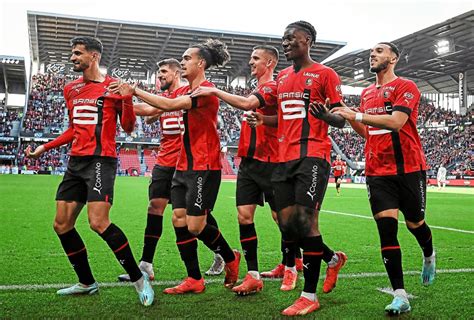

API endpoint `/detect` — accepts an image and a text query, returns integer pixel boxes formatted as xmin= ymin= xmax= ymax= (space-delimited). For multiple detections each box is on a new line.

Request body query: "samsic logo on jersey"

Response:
xmin=365 ymin=104 xmax=393 ymax=115
xmin=73 ymin=98 xmax=98 ymax=106
xmin=278 ymin=91 xmax=310 ymax=100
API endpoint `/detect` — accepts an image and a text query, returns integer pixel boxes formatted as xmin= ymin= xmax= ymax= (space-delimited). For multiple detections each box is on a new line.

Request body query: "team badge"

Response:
xmin=404 ymin=92 xmax=414 ymax=99
xmin=306 ymin=78 xmax=312 ymax=86
xmin=383 ymin=91 xmax=390 ymax=98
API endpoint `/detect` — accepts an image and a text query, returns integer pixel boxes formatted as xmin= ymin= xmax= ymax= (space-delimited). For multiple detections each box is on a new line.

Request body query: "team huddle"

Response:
xmin=26 ymin=20 xmax=436 ymax=316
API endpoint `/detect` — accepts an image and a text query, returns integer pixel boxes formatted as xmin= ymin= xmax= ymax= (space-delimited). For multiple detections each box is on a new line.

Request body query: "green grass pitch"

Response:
xmin=0 ymin=175 xmax=473 ymax=318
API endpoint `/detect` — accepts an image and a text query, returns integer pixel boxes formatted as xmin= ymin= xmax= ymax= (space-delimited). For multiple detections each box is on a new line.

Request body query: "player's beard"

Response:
xmin=160 ymin=81 xmax=171 ymax=91
xmin=370 ymin=59 xmax=389 ymax=73
xmin=73 ymin=61 xmax=89 ymax=72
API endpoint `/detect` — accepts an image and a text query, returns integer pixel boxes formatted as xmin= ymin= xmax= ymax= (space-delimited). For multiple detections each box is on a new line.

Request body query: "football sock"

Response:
xmin=141 ymin=214 xmax=163 ymax=263
xmin=407 ymin=222 xmax=434 ymax=257
xmin=300 ymin=236 xmax=323 ymax=293
xmin=174 ymin=226 xmax=201 ymax=280
xmin=239 ymin=223 xmax=258 ymax=271
xmin=58 ymin=228 xmax=95 ymax=285
xmin=99 ymin=223 xmax=142 ymax=282
xmin=197 ymin=223 xmax=235 ymax=263
xmin=321 ymin=241 xmax=335 ymax=264
xmin=376 ymin=217 xmax=404 ymax=290
xmin=283 ymin=238 xmax=297 ymax=268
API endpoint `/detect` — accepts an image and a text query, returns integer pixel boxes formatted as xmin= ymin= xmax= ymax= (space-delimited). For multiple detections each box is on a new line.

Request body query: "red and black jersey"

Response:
xmin=44 ymin=75 xmax=135 ymax=158
xmin=359 ymin=77 xmax=427 ymax=176
xmin=276 ymin=63 xmax=342 ymax=163
xmin=174 ymin=80 xmax=221 ymax=171
xmin=332 ymin=159 xmax=346 ymax=176
xmin=238 ymin=80 xmax=278 ymax=163
xmin=155 ymin=90 xmax=183 ymax=167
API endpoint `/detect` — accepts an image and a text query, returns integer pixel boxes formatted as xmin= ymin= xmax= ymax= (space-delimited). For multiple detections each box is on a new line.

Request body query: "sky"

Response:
xmin=0 ymin=0 xmax=473 ymax=64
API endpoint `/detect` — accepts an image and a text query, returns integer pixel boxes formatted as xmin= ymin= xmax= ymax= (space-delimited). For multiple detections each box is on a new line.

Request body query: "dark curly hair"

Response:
xmin=191 ymin=39 xmax=231 ymax=69
xmin=286 ymin=21 xmax=317 ymax=46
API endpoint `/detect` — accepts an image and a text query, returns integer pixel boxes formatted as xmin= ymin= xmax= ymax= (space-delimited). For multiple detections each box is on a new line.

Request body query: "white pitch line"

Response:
xmin=321 ymin=209 xmax=474 ymax=234
xmin=1 ymin=268 xmax=472 ymax=291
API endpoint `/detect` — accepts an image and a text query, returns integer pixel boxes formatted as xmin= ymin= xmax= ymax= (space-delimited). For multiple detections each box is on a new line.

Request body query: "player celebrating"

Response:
xmin=332 ymin=154 xmax=346 ymax=195
xmin=25 ymin=36 xmax=154 ymax=306
xmin=110 ymin=39 xmax=240 ymax=294
xmin=117 ymin=58 xmax=185 ymax=281
xmin=332 ymin=42 xmax=436 ymax=315
xmin=191 ymin=45 xmax=302 ymax=295
xmin=248 ymin=21 xmax=348 ymax=316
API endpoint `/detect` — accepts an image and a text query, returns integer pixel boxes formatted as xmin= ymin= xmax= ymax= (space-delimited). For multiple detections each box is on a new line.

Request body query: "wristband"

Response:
xmin=355 ymin=112 xmax=364 ymax=122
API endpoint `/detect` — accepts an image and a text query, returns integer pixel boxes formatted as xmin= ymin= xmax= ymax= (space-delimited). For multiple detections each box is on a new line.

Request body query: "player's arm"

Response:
xmin=26 ymin=126 xmax=74 ymax=159
xmin=109 ymin=82 xmax=192 ymax=111
xmin=190 ymin=86 xmax=259 ymax=111
xmin=332 ymin=104 xmax=408 ymax=132
xmin=331 ymin=101 xmax=367 ymax=138
xmin=246 ymin=112 xmax=278 ymax=128
xmin=119 ymin=95 xmax=136 ymax=133
xmin=134 ymin=102 xmax=164 ymax=118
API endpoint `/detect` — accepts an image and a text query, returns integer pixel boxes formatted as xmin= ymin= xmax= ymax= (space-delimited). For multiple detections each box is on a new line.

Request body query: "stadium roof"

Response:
xmin=0 ymin=55 xmax=26 ymax=95
xmin=325 ymin=10 xmax=474 ymax=94
xmin=27 ymin=11 xmax=346 ymax=81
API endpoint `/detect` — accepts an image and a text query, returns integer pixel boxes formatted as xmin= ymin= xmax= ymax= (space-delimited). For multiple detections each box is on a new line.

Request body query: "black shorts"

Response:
xmin=335 ymin=175 xmax=342 ymax=182
xmin=149 ymin=165 xmax=175 ymax=200
xmin=366 ymin=171 xmax=427 ymax=222
xmin=272 ymin=157 xmax=330 ymax=211
xmin=236 ymin=157 xmax=277 ymax=211
xmin=171 ymin=170 xmax=221 ymax=216
xmin=56 ymin=156 xmax=117 ymax=204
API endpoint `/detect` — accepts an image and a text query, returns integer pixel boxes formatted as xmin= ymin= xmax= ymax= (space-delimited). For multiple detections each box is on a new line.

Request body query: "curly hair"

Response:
xmin=192 ymin=39 xmax=231 ymax=69
xmin=286 ymin=21 xmax=317 ymax=46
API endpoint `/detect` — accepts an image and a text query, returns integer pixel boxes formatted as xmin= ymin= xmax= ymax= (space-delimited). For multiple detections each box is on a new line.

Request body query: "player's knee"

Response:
xmin=53 ymin=219 xmax=73 ymax=234
xmin=88 ymin=219 xmax=109 ymax=234
xmin=148 ymin=199 xmax=165 ymax=216
xmin=187 ymin=225 xmax=204 ymax=236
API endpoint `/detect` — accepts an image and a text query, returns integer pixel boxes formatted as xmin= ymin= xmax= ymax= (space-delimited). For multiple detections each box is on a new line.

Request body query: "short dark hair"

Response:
xmin=253 ymin=45 xmax=279 ymax=62
xmin=378 ymin=42 xmax=400 ymax=58
xmin=157 ymin=58 xmax=181 ymax=70
xmin=286 ymin=21 xmax=317 ymax=46
xmin=191 ymin=39 xmax=230 ymax=69
xmin=70 ymin=36 xmax=103 ymax=54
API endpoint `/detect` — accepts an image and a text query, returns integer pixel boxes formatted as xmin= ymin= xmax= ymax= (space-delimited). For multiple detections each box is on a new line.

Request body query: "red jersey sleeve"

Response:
xmin=119 ymin=94 xmax=136 ymax=133
xmin=44 ymin=86 xmax=74 ymax=151
xmin=43 ymin=127 xmax=74 ymax=151
xmin=392 ymin=80 xmax=420 ymax=116
xmin=323 ymin=68 xmax=343 ymax=108
xmin=252 ymin=82 xmax=277 ymax=108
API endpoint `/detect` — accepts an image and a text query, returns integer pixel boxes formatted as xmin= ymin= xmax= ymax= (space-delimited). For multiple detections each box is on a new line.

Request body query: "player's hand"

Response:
xmin=309 ymin=98 xmax=331 ymax=120
xmin=330 ymin=101 xmax=358 ymax=121
xmin=25 ymin=145 xmax=45 ymax=159
xmin=190 ymin=86 xmax=217 ymax=97
xmin=246 ymin=111 xmax=263 ymax=128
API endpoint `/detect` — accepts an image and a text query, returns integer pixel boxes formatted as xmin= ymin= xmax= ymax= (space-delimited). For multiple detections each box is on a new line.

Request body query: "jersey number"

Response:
xmin=73 ymin=105 xmax=98 ymax=125
xmin=162 ymin=117 xmax=184 ymax=135
xmin=281 ymin=100 xmax=306 ymax=120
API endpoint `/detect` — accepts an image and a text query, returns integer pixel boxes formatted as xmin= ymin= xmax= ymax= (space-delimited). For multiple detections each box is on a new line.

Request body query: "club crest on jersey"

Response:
xmin=383 ymin=91 xmax=391 ymax=99
xmin=404 ymin=92 xmax=414 ymax=100
xmin=279 ymin=74 xmax=289 ymax=85
xmin=263 ymin=86 xmax=272 ymax=93
xmin=305 ymin=78 xmax=312 ymax=86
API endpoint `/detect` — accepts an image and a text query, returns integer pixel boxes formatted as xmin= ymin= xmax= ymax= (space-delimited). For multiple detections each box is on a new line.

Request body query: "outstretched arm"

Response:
xmin=190 ymin=86 xmax=260 ymax=111
xmin=108 ymin=82 xmax=191 ymax=111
